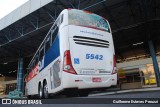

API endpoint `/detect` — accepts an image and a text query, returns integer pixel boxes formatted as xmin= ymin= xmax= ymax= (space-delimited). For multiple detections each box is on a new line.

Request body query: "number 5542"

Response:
xmin=86 ymin=54 xmax=103 ymax=60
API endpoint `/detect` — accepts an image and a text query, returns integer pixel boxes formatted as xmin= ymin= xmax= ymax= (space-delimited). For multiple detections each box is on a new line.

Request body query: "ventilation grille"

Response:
xmin=73 ymin=36 xmax=109 ymax=48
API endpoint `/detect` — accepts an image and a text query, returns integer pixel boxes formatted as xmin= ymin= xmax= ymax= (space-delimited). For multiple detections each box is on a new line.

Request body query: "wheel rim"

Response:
xmin=39 ymin=85 xmax=43 ymax=98
xmin=44 ymin=83 xmax=48 ymax=98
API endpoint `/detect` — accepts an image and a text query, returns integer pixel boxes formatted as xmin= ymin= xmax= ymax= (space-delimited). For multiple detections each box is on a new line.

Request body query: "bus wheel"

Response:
xmin=38 ymin=84 xmax=43 ymax=99
xmin=43 ymin=82 xmax=49 ymax=99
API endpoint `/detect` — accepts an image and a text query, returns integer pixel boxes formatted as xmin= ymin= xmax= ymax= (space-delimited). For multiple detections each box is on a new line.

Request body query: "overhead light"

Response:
xmin=125 ymin=55 xmax=146 ymax=61
xmin=13 ymin=70 xmax=16 ymax=72
xmin=9 ymin=70 xmax=16 ymax=73
xmin=3 ymin=62 xmax=8 ymax=65
xmin=0 ymin=74 xmax=3 ymax=76
xmin=9 ymin=71 xmax=12 ymax=73
xmin=133 ymin=42 xmax=144 ymax=46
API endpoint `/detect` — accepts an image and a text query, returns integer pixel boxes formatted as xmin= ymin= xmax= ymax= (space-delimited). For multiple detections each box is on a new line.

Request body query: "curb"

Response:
xmin=89 ymin=87 xmax=160 ymax=96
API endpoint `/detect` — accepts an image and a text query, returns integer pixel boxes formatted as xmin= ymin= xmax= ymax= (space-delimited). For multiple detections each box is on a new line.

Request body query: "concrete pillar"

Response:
xmin=17 ymin=58 xmax=23 ymax=92
xmin=148 ymin=40 xmax=160 ymax=87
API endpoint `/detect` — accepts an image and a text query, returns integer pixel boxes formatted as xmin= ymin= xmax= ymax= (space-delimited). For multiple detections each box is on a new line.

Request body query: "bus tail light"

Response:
xmin=112 ymin=55 xmax=117 ymax=74
xmin=83 ymin=10 xmax=93 ymax=14
xmin=68 ymin=8 xmax=72 ymax=10
xmin=63 ymin=50 xmax=77 ymax=74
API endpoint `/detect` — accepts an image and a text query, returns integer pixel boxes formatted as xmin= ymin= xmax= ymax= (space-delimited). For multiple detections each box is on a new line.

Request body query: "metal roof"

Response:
xmin=0 ymin=0 xmax=54 ymax=31
xmin=0 ymin=0 xmax=160 ymax=76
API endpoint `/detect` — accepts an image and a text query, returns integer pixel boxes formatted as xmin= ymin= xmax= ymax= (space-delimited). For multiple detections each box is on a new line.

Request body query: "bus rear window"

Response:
xmin=68 ymin=9 xmax=110 ymax=32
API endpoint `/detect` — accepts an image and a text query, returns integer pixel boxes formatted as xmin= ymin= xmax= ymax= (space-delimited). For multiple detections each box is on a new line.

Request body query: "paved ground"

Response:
xmin=0 ymin=95 xmax=7 ymax=98
xmin=89 ymin=87 xmax=160 ymax=97
xmin=89 ymin=90 xmax=160 ymax=98
xmin=0 ymin=90 xmax=160 ymax=107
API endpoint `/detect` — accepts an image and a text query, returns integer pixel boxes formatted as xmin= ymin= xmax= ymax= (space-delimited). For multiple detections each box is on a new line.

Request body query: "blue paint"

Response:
xmin=17 ymin=58 xmax=23 ymax=92
xmin=86 ymin=54 xmax=103 ymax=60
xmin=148 ymin=40 xmax=160 ymax=86
xmin=39 ymin=35 xmax=60 ymax=71
xmin=74 ymin=58 xmax=80 ymax=64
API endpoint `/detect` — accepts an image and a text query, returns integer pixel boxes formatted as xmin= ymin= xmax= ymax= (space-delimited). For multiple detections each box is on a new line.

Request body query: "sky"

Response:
xmin=0 ymin=0 xmax=29 ymax=19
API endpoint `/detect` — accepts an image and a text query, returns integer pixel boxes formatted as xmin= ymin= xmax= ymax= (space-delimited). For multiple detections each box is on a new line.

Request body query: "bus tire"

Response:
xmin=43 ymin=81 xmax=49 ymax=99
xmin=27 ymin=95 xmax=32 ymax=99
xmin=38 ymin=83 xmax=43 ymax=99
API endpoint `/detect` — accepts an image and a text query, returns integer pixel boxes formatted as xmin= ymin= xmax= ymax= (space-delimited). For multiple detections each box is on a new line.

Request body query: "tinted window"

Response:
xmin=61 ymin=14 xmax=63 ymax=23
xmin=35 ymin=55 xmax=38 ymax=64
xmin=45 ymin=36 xmax=51 ymax=53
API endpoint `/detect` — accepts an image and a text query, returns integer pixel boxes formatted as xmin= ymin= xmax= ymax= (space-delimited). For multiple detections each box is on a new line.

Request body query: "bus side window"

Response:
xmin=56 ymin=18 xmax=60 ymax=27
xmin=28 ymin=64 xmax=31 ymax=72
xmin=33 ymin=59 xmax=35 ymax=67
xmin=39 ymin=47 xmax=44 ymax=61
xmin=30 ymin=62 xmax=33 ymax=70
xmin=51 ymin=27 xmax=58 ymax=44
xmin=56 ymin=14 xmax=63 ymax=27
xmin=45 ymin=36 xmax=51 ymax=53
xmin=61 ymin=14 xmax=63 ymax=23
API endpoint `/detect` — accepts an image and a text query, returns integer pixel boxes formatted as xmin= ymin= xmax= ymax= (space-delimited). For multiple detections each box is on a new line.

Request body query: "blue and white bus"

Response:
xmin=25 ymin=9 xmax=117 ymax=98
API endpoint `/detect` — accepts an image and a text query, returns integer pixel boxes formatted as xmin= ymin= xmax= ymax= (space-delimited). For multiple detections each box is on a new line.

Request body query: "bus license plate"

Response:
xmin=92 ymin=77 xmax=101 ymax=82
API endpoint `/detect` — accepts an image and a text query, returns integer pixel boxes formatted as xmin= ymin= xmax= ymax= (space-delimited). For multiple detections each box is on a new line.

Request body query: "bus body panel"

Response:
xmin=26 ymin=34 xmax=62 ymax=95
xmin=26 ymin=12 xmax=70 ymax=95
xmin=68 ymin=25 xmax=114 ymax=75
xmin=62 ymin=71 xmax=117 ymax=89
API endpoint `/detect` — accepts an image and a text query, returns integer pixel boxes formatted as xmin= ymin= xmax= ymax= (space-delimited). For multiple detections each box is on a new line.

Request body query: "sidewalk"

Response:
xmin=89 ymin=87 xmax=160 ymax=96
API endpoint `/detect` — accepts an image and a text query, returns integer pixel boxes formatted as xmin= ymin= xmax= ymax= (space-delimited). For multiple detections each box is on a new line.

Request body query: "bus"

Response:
xmin=25 ymin=9 xmax=117 ymax=98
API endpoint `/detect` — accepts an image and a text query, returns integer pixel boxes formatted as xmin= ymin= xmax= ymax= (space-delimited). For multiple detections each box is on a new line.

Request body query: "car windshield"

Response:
xmin=68 ymin=9 xmax=110 ymax=32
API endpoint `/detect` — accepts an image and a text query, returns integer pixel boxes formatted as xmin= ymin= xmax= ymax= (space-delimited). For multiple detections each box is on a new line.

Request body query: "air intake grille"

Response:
xmin=73 ymin=36 xmax=109 ymax=48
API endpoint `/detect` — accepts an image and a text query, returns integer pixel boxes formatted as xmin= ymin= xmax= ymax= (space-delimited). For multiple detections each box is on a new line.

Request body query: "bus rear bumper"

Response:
xmin=62 ymin=72 xmax=117 ymax=89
